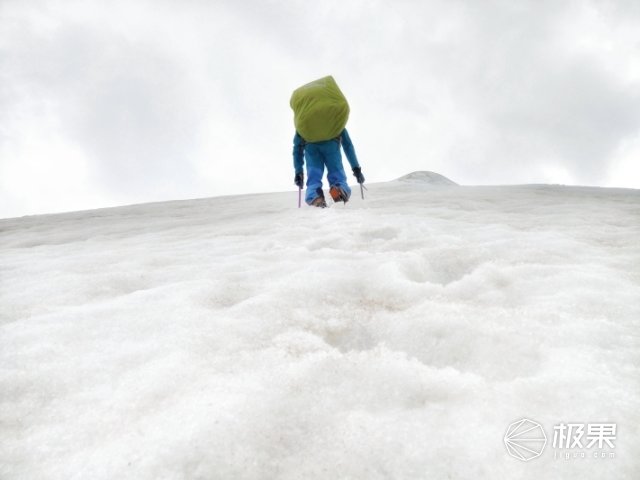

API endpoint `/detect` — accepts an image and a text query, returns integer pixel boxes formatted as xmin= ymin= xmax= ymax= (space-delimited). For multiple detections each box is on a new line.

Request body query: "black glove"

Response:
xmin=352 ymin=167 xmax=365 ymax=184
xmin=294 ymin=172 xmax=304 ymax=188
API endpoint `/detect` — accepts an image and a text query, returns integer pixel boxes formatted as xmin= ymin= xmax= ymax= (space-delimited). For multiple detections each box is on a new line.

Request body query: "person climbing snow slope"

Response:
xmin=290 ymin=76 xmax=365 ymax=207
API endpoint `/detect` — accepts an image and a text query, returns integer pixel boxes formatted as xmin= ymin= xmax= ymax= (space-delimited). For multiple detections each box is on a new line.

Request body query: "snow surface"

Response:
xmin=1 ymin=174 xmax=639 ymax=479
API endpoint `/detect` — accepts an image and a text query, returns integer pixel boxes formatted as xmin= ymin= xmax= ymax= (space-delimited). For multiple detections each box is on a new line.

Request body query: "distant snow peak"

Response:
xmin=396 ymin=171 xmax=458 ymax=185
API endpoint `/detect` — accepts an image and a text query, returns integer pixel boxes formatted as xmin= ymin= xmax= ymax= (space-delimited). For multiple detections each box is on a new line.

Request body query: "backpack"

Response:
xmin=290 ymin=76 xmax=350 ymax=143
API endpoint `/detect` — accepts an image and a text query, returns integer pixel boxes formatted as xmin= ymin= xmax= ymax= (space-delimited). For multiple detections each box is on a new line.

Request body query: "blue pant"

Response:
xmin=304 ymin=139 xmax=351 ymax=204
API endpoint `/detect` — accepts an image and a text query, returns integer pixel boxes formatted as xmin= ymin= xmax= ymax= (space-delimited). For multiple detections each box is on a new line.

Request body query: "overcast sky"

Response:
xmin=1 ymin=0 xmax=639 ymax=218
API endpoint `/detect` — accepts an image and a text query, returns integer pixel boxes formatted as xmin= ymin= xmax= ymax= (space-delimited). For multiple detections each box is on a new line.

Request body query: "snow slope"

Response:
xmin=1 ymin=173 xmax=639 ymax=479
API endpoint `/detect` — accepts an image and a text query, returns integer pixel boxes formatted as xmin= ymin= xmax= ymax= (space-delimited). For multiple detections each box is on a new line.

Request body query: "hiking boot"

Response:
xmin=310 ymin=187 xmax=327 ymax=208
xmin=329 ymin=185 xmax=349 ymax=203
xmin=310 ymin=196 xmax=327 ymax=208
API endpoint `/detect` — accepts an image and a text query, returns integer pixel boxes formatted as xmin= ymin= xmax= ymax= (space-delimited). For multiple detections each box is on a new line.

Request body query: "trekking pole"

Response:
xmin=298 ymin=187 xmax=302 ymax=208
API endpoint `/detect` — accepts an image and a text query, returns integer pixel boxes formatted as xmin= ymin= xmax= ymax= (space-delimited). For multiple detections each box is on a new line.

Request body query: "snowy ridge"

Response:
xmin=1 ymin=176 xmax=639 ymax=479
xmin=395 ymin=170 xmax=458 ymax=185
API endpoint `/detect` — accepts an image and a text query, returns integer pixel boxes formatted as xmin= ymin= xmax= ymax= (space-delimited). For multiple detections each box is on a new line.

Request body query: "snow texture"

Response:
xmin=1 ymin=174 xmax=639 ymax=479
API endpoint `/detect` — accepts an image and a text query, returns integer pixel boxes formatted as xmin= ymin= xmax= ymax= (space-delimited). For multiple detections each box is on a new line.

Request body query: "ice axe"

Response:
xmin=359 ymin=183 xmax=368 ymax=200
xmin=298 ymin=187 xmax=302 ymax=208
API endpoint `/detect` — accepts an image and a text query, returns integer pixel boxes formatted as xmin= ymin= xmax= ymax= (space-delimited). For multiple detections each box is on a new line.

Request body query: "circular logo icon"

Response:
xmin=504 ymin=418 xmax=547 ymax=461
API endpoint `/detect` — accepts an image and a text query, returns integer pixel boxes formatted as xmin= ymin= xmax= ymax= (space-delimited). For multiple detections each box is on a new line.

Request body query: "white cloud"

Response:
xmin=605 ymin=133 xmax=640 ymax=188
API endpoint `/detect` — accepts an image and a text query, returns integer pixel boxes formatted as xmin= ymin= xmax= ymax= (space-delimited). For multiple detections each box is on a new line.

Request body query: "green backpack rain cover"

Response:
xmin=290 ymin=76 xmax=350 ymax=143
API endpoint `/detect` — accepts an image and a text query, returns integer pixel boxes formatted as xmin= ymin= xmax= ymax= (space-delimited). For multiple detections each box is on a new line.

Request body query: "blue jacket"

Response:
xmin=293 ymin=129 xmax=360 ymax=174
